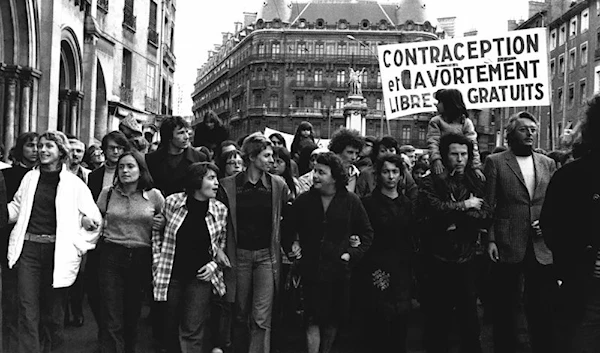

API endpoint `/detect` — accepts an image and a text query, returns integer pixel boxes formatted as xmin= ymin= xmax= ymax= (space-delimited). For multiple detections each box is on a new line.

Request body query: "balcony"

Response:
xmin=97 ymin=0 xmax=109 ymax=12
xmin=163 ymin=44 xmax=176 ymax=71
xmin=123 ymin=6 xmax=136 ymax=32
xmin=595 ymin=48 xmax=600 ymax=60
xmin=120 ymin=86 xmax=133 ymax=105
xmin=290 ymin=80 xmax=328 ymax=91
xmin=148 ymin=28 xmax=159 ymax=47
xmin=290 ymin=107 xmax=328 ymax=116
xmin=250 ymin=79 xmax=266 ymax=89
xmin=144 ymin=95 xmax=157 ymax=113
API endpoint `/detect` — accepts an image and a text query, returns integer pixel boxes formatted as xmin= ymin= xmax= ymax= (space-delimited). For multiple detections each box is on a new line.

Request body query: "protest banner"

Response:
xmin=377 ymin=28 xmax=550 ymax=119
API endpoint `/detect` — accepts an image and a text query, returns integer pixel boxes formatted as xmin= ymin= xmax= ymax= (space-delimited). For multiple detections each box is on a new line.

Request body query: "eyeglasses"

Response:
xmin=226 ymin=161 xmax=244 ymax=167
xmin=92 ymin=151 xmax=104 ymax=157
xmin=106 ymin=145 xmax=125 ymax=152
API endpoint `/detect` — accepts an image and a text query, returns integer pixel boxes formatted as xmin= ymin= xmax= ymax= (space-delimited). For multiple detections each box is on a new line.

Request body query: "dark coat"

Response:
xmin=217 ymin=172 xmax=289 ymax=303
xmin=146 ymin=147 xmax=207 ymax=196
xmin=484 ymin=150 xmax=556 ymax=264
xmin=194 ymin=124 xmax=229 ymax=151
xmin=541 ymin=154 xmax=600 ymax=315
xmin=287 ymin=188 xmax=373 ymax=282
xmin=419 ymin=170 xmax=492 ymax=262
xmin=88 ymin=165 xmax=107 ymax=201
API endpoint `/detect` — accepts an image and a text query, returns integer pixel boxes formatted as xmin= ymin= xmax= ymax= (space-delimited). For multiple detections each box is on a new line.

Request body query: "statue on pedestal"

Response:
xmin=348 ymin=67 xmax=365 ymax=97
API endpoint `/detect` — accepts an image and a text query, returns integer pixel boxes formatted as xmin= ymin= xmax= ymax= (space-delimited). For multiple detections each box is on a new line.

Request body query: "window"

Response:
xmin=314 ymin=69 xmax=323 ymax=85
xmin=337 ymin=43 xmax=347 ymax=56
xmin=582 ymin=9 xmax=590 ymax=32
xmin=296 ymin=95 xmax=304 ymax=108
xmin=361 ymin=70 xmax=368 ymax=87
xmin=401 ymin=126 xmax=411 ymax=143
xmin=568 ymin=83 xmax=575 ymax=107
xmin=271 ymin=69 xmax=279 ymax=83
xmin=569 ymin=48 xmax=576 ymax=71
xmin=326 ymin=43 xmax=335 ymax=55
xmin=570 ymin=16 xmax=578 ymax=37
xmin=559 ymin=24 xmax=566 ymax=45
xmin=314 ymin=97 xmax=322 ymax=109
xmin=550 ymin=58 xmax=555 ymax=77
xmin=149 ymin=1 xmax=157 ymax=31
xmin=336 ymin=70 xmax=346 ymax=86
xmin=557 ymin=87 xmax=563 ymax=110
xmin=122 ymin=49 xmax=132 ymax=88
xmin=377 ymin=71 xmax=382 ymax=87
xmin=335 ymin=97 xmax=345 ymax=109
xmin=269 ymin=95 xmax=279 ymax=108
xmin=258 ymin=43 xmax=265 ymax=55
xmin=418 ymin=126 xmax=426 ymax=142
xmin=559 ymin=54 xmax=565 ymax=74
xmin=315 ymin=43 xmax=324 ymax=57
xmin=550 ymin=29 xmax=557 ymax=50
xmin=254 ymin=93 xmax=262 ymax=106
xmin=360 ymin=43 xmax=370 ymax=57
xmin=580 ymin=79 xmax=587 ymax=105
xmin=581 ymin=42 xmax=588 ymax=66
xmin=272 ymin=43 xmax=280 ymax=54
xmin=298 ymin=42 xmax=307 ymax=56
xmin=296 ymin=69 xmax=305 ymax=86
xmin=146 ymin=63 xmax=155 ymax=97
xmin=376 ymin=98 xmax=383 ymax=111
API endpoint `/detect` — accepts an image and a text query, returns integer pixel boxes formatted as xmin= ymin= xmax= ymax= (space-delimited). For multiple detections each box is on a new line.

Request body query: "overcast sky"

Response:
xmin=173 ymin=0 xmax=530 ymax=116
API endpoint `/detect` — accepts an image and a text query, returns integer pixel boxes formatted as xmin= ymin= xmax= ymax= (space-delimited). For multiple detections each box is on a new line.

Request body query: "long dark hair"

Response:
xmin=297 ymin=142 xmax=318 ymax=176
xmin=291 ymin=121 xmax=315 ymax=157
xmin=272 ymin=146 xmax=297 ymax=198
xmin=116 ymin=150 xmax=154 ymax=191
xmin=434 ymin=88 xmax=468 ymax=123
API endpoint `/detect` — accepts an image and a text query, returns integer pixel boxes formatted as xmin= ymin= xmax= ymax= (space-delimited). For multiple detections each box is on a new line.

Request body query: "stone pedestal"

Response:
xmin=343 ymin=94 xmax=367 ymax=135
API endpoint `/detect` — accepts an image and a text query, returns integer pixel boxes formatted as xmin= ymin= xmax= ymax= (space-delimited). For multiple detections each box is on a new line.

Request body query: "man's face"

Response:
xmin=340 ymin=146 xmax=360 ymax=164
xmin=360 ymin=142 xmax=373 ymax=158
xmin=447 ymin=143 xmax=469 ymax=174
xmin=105 ymin=139 xmax=125 ymax=164
xmin=405 ymin=151 xmax=416 ymax=167
xmin=22 ymin=137 xmax=38 ymax=165
xmin=512 ymin=118 xmax=538 ymax=147
xmin=250 ymin=146 xmax=274 ymax=173
xmin=69 ymin=139 xmax=85 ymax=166
xmin=170 ymin=126 xmax=191 ymax=150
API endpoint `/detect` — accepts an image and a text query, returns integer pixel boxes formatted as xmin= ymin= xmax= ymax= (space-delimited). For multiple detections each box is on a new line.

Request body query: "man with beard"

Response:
xmin=484 ymin=111 xmax=558 ymax=353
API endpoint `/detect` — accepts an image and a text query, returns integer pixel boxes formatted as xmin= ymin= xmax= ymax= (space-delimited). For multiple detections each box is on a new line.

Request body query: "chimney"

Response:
xmin=222 ymin=32 xmax=229 ymax=45
xmin=243 ymin=12 xmax=258 ymax=27
xmin=234 ymin=21 xmax=242 ymax=33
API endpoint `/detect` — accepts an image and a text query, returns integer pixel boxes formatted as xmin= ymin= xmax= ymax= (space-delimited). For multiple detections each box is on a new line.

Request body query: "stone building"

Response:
xmin=192 ymin=0 xmax=444 ymax=146
xmin=0 ymin=0 xmax=176 ymax=155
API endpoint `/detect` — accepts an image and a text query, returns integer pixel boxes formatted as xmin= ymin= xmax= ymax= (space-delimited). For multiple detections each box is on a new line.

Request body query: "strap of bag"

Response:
xmin=99 ymin=187 xmax=113 ymax=241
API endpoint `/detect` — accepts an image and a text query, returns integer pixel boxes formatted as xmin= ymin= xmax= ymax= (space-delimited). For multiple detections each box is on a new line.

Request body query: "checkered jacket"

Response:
xmin=152 ymin=193 xmax=228 ymax=301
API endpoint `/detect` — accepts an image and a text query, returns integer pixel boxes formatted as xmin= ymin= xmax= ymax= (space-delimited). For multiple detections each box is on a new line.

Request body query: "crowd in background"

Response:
xmin=0 ymin=88 xmax=598 ymax=353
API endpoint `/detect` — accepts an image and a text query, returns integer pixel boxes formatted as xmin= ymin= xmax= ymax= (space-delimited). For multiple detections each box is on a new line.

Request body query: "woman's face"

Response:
xmin=436 ymin=100 xmax=444 ymax=114
xmin=312 ymin=163 xmax=335 ymax=192
xmin=271 ymin=156 xmax=286 ymax=176
xmin=91 ymin=149 xmax=105 ymax=165
xmin=308 ymin=152 xmax=319 ymax=171
xmin=38 ymin=137 xmax=61 ymax=167
xmin=300 ymin=129 xmax=311 ymax=138
xmin=270 ymin=136 xmax=284 ymax=148
xmin=199 ymin=169 xmax=219 ymax=199
xmin=118 ymin=155 xmax=140 ymax=185
xmin=225 ymin=154 xmax=244 ymax=177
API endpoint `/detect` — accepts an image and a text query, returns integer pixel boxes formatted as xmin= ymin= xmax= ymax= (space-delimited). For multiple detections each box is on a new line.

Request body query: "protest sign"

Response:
xmin=377 ymin=28 xmax=550 ymax=119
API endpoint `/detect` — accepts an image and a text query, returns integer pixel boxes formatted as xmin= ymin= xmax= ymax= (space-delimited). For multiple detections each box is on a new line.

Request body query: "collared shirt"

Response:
xmin=235 ymin=172 xmax=272 ymax=250
xmin=152 ymin=193 xmax=228 ymax=301
xmin=97 ymin=185 xmax=164 ymax=248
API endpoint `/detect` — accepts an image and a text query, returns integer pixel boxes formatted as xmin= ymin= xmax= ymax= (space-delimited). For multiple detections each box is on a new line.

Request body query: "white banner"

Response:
xmin=377 ymin=28 xmax=550 ymax=119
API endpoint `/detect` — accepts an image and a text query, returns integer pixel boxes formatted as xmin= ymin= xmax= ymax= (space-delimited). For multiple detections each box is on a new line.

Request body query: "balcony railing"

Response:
xmin=120 ymin=86 xmax=133 ymax=105
xmin=97 ymin=0 xmax=109 ymax=12
xmin=123 ymin=5 xmax=136 ymax=31
xmin=145 ymin=95 xmax=157 ymax=113
xmin=148 ymin=28 xmax=159 ymax=47
xmin=163 ymin=44 xmax=176 ymax=70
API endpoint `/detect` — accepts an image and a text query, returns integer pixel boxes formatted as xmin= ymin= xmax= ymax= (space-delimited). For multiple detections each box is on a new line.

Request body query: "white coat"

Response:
xmin=7 ymin=165 xmax=102 ymax=288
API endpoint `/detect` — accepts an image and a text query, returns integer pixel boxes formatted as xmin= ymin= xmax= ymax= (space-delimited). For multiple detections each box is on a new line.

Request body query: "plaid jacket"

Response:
xmin=152 ymin=193 xmax=228 ymax=301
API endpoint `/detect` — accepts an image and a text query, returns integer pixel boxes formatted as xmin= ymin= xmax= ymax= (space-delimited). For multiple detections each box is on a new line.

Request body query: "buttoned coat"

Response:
xmin=483 ymin=150 xmax=556 ymax=264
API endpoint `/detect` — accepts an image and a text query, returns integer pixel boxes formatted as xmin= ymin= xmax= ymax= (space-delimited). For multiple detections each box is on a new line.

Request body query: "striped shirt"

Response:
xmin=152 ymin=193 xmax=228 ymax=301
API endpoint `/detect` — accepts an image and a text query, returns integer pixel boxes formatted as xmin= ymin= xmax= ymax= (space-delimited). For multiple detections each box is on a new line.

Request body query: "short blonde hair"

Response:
xmin=38 ymin=131 xmax=71 ymax=164
xmin=241 ymin=132 xmax=272 ymax=165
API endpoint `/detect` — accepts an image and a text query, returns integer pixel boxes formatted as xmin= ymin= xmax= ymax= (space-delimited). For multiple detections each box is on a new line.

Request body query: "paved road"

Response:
xmin=56 ymin=299 xmax=532 ymax=353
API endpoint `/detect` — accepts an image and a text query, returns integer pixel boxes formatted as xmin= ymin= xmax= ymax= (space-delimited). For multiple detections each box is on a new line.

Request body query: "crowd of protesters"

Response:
xmin=0 ymin=88 xmax=599 ymax=353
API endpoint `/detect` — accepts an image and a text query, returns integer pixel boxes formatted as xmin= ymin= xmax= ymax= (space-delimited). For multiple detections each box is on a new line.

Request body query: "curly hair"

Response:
xmin=38 ymin=131 xmax=71 ymax=164
xmin=315 ymin=152 xmax=349 ymax=191
xmin=370 ymin=135 xmax=398 ymax=162
xmin=328 ymin=128 xmax=363 ymax=155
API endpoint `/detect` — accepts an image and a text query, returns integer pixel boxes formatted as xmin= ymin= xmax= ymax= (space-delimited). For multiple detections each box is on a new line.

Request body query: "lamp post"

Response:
xmin=346 ymin=35 xmax=391 ymax=136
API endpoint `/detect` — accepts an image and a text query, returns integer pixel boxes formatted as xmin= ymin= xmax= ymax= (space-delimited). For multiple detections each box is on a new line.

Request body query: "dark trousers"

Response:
xmin=65 ymin=254 xmax=86 ymax=324
xmin=423 ymin=256 xmax=481 ymax=353
xmin=211 ymin=297 xmax=232 ymax=352
xmin=164 ymin=277 xmax=213 ymax=353
xmin=490 ymin=248 xmax=558 ymax=353
xmin=16 ymin=241 xmax=67 ymax=353
xmin=84 ymin=248 xmax=102 ymax=333
xmin=558 ymin=279 xmax=600 ymax=353
xmin=2 ymin=261 xmax=18 ymax=353
xmin=98 ymin=242 xmax=151 ymax=353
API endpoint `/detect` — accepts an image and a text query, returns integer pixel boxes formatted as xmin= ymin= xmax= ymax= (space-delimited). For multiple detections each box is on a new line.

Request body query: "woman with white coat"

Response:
xmin=7 ymin=131 xmax=102 ymax=353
